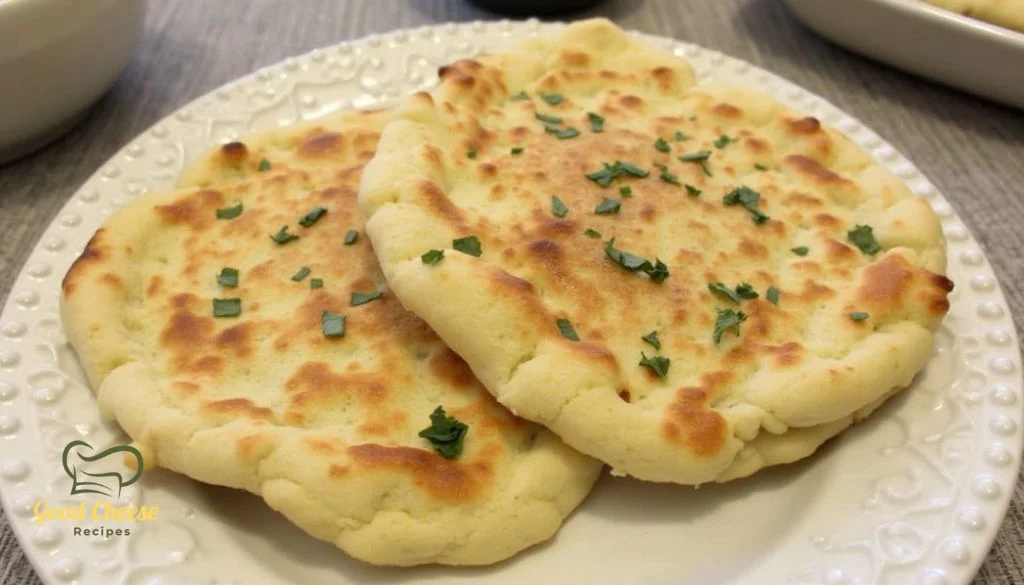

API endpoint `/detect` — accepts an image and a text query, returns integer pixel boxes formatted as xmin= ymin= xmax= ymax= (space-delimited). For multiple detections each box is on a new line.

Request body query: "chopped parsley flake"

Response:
xmin=258 ymin=158 xmax=271 ymax=172
xmin=548 ymin=126 xmax=580 ymax=139
xmin=594 ymin=198 xmax=621 ymax=215
xmin=270 ymin=226 xmax=299 ymax=245
xmin=539 ymin=93 xmax=565 ymax=105
xmin=604 ymin=238 xmax=669 ymax=283
xmin=321 ymin=310 xmax=346 ymax=338
xmin=556 ymin=318 xmax=580 ymax=341
xmin=659 ymin=171 xmax=680 ymax=186
xmin=685 ymin=184 xmax=702 ymax=196
xmin=421 ymin=249 xmax=445 ymax=264
xmin=792 ymin=246 xmax=810 ymax=256
xmin=418 ymin=406 xmax=468 ymax=460
xmin=551 ymin=196 xmax=569 ymax=218
xmin=350 ymin=290 xmax=383 ymax=306
xmin=642 ymin=330 xmax=661 ymax=350
xmin=467 ymin=150 xmax=477 ymax=159
xmin=344 ymin=229 xmax=359 ymax=245
xmin=298 ymin=207 xmax=328 ymax=228
xmin=848 ymin=225 xmax=882 ymax=255
xmin=620 ymin=186 xmax=633 ymax=197
xmin=588 ymin=112 xmax=605 ymax=133
xmin=217 ymin=267 xmax=239 ymax=288
xmin=850 ymin=311 xmax=870 ymax=321
xmin=678 ymin=150 xmax=712 ymax=162
xmin=714 ymin=135 xmax=734 ymax=149
xmin=510 ymin=90 xmax=530 ymax=101
xmin=511 ymin=147 xmax=524 ymax=155
xmin=212 ymin=298 xmax=242 ymax=318
xmin=583 ymin=228 xmax=602 ymax=239
xmin=535 ymin=112 xmax=563 ymax=124
xmin=654 ymin=137 xmax=671 ymax=153
xmin=723 ymin=186 xmax=769 ymax=224
xmin=767 ymin=286 xmax=780 ymax=305
xmin=736 ymin=283 xmax=759 ymax=299
xmin=216 ymin=202 xmax=243 ymax=220
xmin=310 ymin=278 xmax=324 ymax=289
xmin=453 ymin=236 xmax=482 ymax=257
xmin=639 ymin=352 xmax=670 ymax=380
xmin=709 ymin=282 xmax=742 ymax=304
xmin=291 ymin=266 xmax=311 ymax=282
xmin=674 ymin=131 xmax=688 ymax=141
xmin=586 ymin=161 xmax=649 ymax=187
xmin=713 ymin=308 xmax=748 ymax=344
xmin=754 ymin=163 xmax=769 ymax=171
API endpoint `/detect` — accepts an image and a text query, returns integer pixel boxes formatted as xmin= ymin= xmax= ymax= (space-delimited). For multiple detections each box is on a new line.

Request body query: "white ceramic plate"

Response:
xmin=784 ymin=0 xmax=1024 ymax=110
xmin=0 ymin=20 xmax=1021 ymax=585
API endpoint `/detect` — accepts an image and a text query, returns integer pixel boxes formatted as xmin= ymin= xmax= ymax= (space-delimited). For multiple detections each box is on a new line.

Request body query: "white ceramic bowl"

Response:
xmin=0 ymin=0 xmax=145 ymax=163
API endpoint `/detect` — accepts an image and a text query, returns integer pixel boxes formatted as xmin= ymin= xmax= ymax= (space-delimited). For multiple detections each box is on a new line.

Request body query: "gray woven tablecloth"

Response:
xmin=1 ymin=1 xmax=1022 ymax=583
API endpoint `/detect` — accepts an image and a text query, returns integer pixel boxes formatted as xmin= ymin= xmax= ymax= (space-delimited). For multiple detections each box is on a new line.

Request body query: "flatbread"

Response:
xmin=922 ymin=0 xmax=1024 ymax=32
xmin=358 ymin=19 xmax=954 ymax=485
xmin=60 ymin=108 xmax=601 ymax=566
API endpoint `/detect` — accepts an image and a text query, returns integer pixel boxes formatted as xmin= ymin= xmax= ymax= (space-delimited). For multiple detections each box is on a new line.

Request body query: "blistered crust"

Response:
xmin=60 ymin=109 xmax=601 ymax=566
xmin=359 ymin=19 xmax=953 ymax=484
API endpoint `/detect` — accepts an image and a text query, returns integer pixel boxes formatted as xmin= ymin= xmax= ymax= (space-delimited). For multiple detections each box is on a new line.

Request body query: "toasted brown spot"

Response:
xmin=215 ymin=323 xmax=254 ymax=358
xmin=418 ymin=180 xmax=467 ymax=229
xmin=192 ymin=355 xmax=224 ymax=374
xmin=663 ymin=387 xmax=727 ymax=456
xmin=788 ymin=117 xmax=822 ymax=135
xmin=745 ymin=138 xmax=769 ymax=153
xmin=146 ymin=276 xmax=164 ymax=298
xmin=285 ymin=362 xmax=389 ymax=405
xmin=328 ymin=464 xmax=349 ymax=478
xmin=814 ymin=213 xmax=842 ymax=228
xmin=100 ymin=273 xmax=122 ymax=288
xmin=761 ymin=342 xmax=803 ymax=368
xmin=172 ymin=381 xmax=200 ymax=396
xmin=155 ymin=190 xmax=224 ymax=230
xmin=204 ymin=398 xmax=271 ymax=419
xmin=738 ymin=238 xmax=769 ymax=258
xmin=510 ymin=126 xmax=530 ymax=139
xmin=479 ymin=163 xmax=498 ymax=178
xmin=786 ymin=155 xmax=846 ymax=185
xmin=304 ymin=438 xmax=339 ymax=455
xmin=298 ymin=132 xmax=342 ymax=157
xmin=825 ymin=238 xmax=858 ymax=261
xmin=63 ymin=230 xmax=107 ymax=295
xmin=786 ymin=192 xmax=823 ymax=207
xmin=620 ymin=95 xmax=643 ymax=109
xmin=640 ymin=204 xmax=657 ymax=222
xmin=348 ymin=444 xmax=486 ymax=502
xmin=858 ymin=254 xmax=915 ymax=305
xmin=220 ymin=141 xmax=248 ymax=163
xmin=160 ymin=311 xmax=214 ymax=349
xmin=428 ymin=348 xmax=475 ymax=388
xmin=651 ymin=66 xmax=675 ymax=91
xmin=713 ymin=103 xmax=743 ymax=119
xmin=617 ymin=389 xmax=632 ymax=403
xmin=561 ymin=49 xmax=591 ymax=67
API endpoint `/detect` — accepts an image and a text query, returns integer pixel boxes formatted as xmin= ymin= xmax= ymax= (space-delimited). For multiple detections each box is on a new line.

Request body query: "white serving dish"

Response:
xmin=0 ymin=0 xmax=146 ymax=163
xmin=785 ymin=0 xmax=1024 ymax=110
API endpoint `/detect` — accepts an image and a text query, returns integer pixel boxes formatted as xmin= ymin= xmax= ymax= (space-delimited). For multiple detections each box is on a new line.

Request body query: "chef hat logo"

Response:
xmin=61 ymin=440 xmax=144 ymax=498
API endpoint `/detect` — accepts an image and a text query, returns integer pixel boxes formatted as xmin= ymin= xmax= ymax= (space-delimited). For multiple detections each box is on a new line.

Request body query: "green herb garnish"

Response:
xmin=639 ymin=352 xmax=670 ymax=380
xmin=588 ymin=112 xmax=605 ymax=133
xmin=647 ymin=260 xmax=669 ymax=283
xmin=350 ymin=290 xmax=383 ymax=306
xmin=685 ymin=184 xmax=702 ymax=196
xmin=299 ymin=207 xmax=328 ymax=228
xmin=453 ymin=236 xmax=482 ymax=257
xmin=511 ymin=147 xmax=524 ymax=155
xmin=539 ymin=93 xmax=565 ymax=105
xmin=708 ymin=282 xmax=742 ymax=304
xmin=310 ymin=278 xmax=324 ymax=289
xmin=270 ymin=226 xmax=299 ymax=245
xmin=723 ymin=186 xmax=769 ymax=224
xmin=848 ymin=225 xmax=881 ymax=255
xmin=791 ymin=246 xmax=809 ymax=256
xmin=344 ymin=229 xmax=359 ymax=245
xmin=418 ymin=406 xmax=468 ymax=460
xmin=467 ymin=150 xmax=477 ymax=159
xmin=850 ymin=311 xmax=870 ymax=321
xmin=535 ymin=112 xmax=563 ymax=124
xmin=291 ymin=267 xmax=311 ymax=282
xmin=736 ymin=283 xmax=759 ymax=299
xmin=552 ymin=196 xmax=569 ymax=218
xmin=258 ymin=158 xmax=271 ymax=172
xmin=642 ymin=330 xmax=661 ymax=350
xmin=619 ymin=186 xmax=633 ymax=197
xmin=659 ymin=171 xmax=680 ymax=186
xmin=654 ymin=137 xmax=671 ymax=153
xmin=421 ymin=249 xmax=445 ymax=264
xmin=510 ymin=90 xmax=530 ymax=101
xmin=321 ymin=310 xmax=346 ymax=338
xmin=674 ymin=131 xmax=688 ymax=141
xmin=678 ymin=150 xmax=712 ymax=162
xmin=217 ymin=267 xmax=239 ymax=288
xmin=216 ymin=202 xmax=243 ymax=220
xmin=754 ymin=163 xmax=768 ymax=171
xmin=556 ymin=318 xmax=579 ymax=341
xmin=583 ymin=228 xmax=602 ymax=239
xmin=585 ymin=160 xmax=650 ymax=187
xmin=213 ymin=298 xmax=242 ymax=318
xmin=714 ymin=135 xmax=734 ymax=149
xmin=603 ymin=238 xmax=669 ymax=283
xmin=548 ymin=126 xmax=580 ymax=140
xmin=713 ymin=308 xmax=748 ymax=344
xmin=594 ymin=198 xmax=621 ymax=215
xmin=766 ymin=286 xmax=780 ymax=305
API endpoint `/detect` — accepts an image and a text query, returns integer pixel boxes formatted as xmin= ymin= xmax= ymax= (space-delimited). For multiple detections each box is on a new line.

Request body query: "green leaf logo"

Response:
xmin=61 ymin=440 xmax=144 ymax=498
